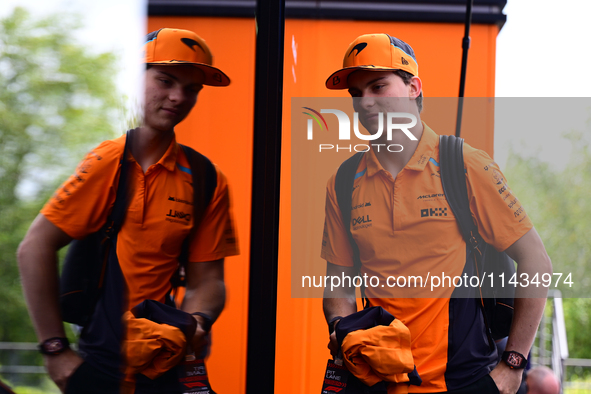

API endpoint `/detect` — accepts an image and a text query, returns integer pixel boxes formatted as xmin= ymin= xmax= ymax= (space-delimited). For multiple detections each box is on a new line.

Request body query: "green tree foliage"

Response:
xmin=505 ymin=128 xmax=591 ymax=360
xmin=0 ymin=6 xmax=120 ymax=346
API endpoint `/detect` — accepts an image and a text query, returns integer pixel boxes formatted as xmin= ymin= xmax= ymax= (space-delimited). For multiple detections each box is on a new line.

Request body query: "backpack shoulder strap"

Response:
xmin=180 ymin=144 xmax=217 ymax=229
xmin=164 ymin=145 xmax=218 ymax=305
xmin=439 ymin=135 xmax=480 ymax=249
xmin=439 ymin=134 xmax=496 ymax=350
xmin=104 ymin=129 xmax=133 ymax=237
xmin=178 ymin=144 xmax=218 ymax=264
xmin=334 ymin=151 xmax=367 ymax=305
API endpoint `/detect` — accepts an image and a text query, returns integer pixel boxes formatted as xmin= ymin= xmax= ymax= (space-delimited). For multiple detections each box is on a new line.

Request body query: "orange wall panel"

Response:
xmin=146 ymin=17 xmax=255 ymax=394
xmin=279 ymin=19 xmax=499 ymax=393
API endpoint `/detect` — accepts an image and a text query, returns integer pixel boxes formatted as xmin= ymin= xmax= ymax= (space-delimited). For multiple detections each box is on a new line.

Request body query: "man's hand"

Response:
xmin=323 ymin=262 xmax=357 ymax=361
xmin=489 ymin=362 xmax=523 ymax=394
xmin=181 ymin=258 xmax=225 ymax=357
xmin=327 ymin=326 xmax=340 ymax=359
xmin=190 ymin=316 xmax=210 ymax=357
xmin=45 ymin=349 xmax=83 ymax=393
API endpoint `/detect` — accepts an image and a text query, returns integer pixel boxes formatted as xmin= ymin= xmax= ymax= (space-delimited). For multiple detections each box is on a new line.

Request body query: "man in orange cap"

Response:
xmin=18 ymin=28 xmax=238 ymax=393
xmin=321 ymin=33 xmax=552 ymax=394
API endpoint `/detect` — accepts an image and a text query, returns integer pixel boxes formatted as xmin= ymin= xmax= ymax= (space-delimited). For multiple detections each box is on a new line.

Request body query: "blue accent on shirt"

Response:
xmin=354 ymin=168 xmax=367 ymax=180
xmin=177 ymin=163 xmax=192 ymax=175
xmin=429 ymin=157 xmax=466 ymax=172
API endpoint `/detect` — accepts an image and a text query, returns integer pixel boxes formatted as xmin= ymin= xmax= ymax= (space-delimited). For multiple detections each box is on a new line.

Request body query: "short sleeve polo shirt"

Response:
xmin=320 ymin=123 xmax=533 ymax=392
xmin=42 ymin=133 xmax=239 ymax=309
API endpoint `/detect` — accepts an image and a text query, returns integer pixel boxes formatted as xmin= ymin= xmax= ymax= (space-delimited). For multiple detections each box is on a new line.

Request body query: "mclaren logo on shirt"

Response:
xmin=168 ymin=196 xmax=193 ymax=206
xmin=417 ymin=193 xmax=445 ymax=200
xmin=416 ymin=193 xmax=446 ymax=202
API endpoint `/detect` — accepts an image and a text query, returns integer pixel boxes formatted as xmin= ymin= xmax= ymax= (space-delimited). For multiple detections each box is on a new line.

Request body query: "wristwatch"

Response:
xmin=501 ymin=350 xmax=528 ymax=369
xmin=38 ymin=337 xmax=70 ymax=356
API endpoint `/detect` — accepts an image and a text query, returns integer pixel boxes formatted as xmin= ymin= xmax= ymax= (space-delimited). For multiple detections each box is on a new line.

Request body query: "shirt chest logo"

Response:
xmin=416 ymin=193 xmax=446 ymax=201
xmin=166 ymin=210 xmax=191 ymax=221
xmin=420 ymin=207 xmax=448 ymax=217
xmin=351 ymin=214 xmax=372 ymax=229
xmin=351 ymin=201 xmax=371 ymax=211
xmin=168 ymin=195 xmax=193 ymax=206
xmin=350 ymin=199 xmax=373 ymax=230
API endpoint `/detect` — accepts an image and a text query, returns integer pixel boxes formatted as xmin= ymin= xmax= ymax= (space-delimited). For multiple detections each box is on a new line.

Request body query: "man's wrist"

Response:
xmin=38 ymin=337 xmax=70 ymax=356
xmin=191 ymin=312 xmax=214 ymax=333
xmin=327 ymin=316 xmax=343 ymax=335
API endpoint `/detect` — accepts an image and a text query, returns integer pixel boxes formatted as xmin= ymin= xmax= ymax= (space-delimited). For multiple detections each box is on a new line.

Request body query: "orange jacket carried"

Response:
xmin=123 ymin=311 xmax=187 ymax=379
xmin=336 ymin=307 xmax=421 ymax=394
xmin=123 ymin=300 xmax=197 ymax=380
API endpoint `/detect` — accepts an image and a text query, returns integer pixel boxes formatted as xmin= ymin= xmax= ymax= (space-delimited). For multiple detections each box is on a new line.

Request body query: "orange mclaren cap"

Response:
xmin=144 ymin=28 xmax=230 ymax=87
xmin=326 ymin=33 xmax=418 ymax=89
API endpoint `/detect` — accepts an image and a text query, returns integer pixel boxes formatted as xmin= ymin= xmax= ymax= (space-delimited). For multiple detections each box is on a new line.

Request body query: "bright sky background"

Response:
xmin=0 ymin=0 xmax=146 ymax=128
xmin=494 ymin=0 xmax=591 ymax=170
xmin=1 ymin=0 xmax=590 ymax=170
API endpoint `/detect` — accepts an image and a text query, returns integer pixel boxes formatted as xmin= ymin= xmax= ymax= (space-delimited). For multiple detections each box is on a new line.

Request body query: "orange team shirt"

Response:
xmin=42 ymin=133 xmax=239 ymax=309
xmin=321 ymin=123 xmax=533 ymax=392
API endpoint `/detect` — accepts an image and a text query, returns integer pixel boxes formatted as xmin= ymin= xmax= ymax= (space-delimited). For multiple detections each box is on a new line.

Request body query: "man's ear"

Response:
xmin=409 ymin=76 xmax=422 ymax=99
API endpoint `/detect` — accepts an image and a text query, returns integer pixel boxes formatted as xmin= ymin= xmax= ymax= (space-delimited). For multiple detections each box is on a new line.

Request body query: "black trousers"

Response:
xmin=437 ymin=374 xmax=499 ymax=394
xmin=345 ymin=373 xmax=499 ymax=394
xmin=65 ymin=361 xmax=183 ymax=394
xmin=65 ymin=362 xmax=120 ymax=394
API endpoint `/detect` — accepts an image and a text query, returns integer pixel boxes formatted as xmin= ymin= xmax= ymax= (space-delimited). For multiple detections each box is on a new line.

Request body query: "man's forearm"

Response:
xmin=505 ymin=255 xmax=551 ymax=355
xmin=18 ymin=245 xmax=65 ymax=340
xmin=181 ymin=279 xmax=226 ymax=322
xmin=17 ymin=215 xmax=71 ymax=342
xmin=504 ymin=227 xmax=553 ymax=355
xmin=323 ymin=263 xmax=358 ymax=358
xmin=181 ymin=258 xmax=226 ymax=324
xmin=323 ymin=262 xmax=359 ymax=324
xmin=323 ymin=297 xmax=357 ymax=325
xmin=180 ymin=259 xmax=225 ymax=355
xmin=505 ymin=297 xmax=547 ymax=356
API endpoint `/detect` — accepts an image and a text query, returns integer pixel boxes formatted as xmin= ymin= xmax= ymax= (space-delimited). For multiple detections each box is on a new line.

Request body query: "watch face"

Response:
xmin=506 ymin=352 xmax=523 ymax=368
xmin=45 ymin=339 xmax=64 ymax=353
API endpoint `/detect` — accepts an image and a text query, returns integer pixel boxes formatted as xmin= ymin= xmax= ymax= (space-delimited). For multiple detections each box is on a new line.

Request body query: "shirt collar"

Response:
xmin=365 ymin=122 xmax=438 ymax=176
xmin=159 ymin=134 xmax=179 ymax=172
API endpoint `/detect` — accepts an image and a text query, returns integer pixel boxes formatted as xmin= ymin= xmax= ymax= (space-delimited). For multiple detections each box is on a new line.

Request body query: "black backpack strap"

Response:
xmin=59 ymin=130 xmax=133 ymax=326
xmin=438 ymin=135 xmax=480 ymax=250
xmin=334 ymin=151 xmax=368 ymax=308
xmin=104 ymin=129 xmax=133 ymax=238
xmin=173 ymin=145 xmax=217 ymax=286
xmin=180 ymin=144 xmax=218 ymax=236
xmin=439 ymin=134 xmax=495 ymax=350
